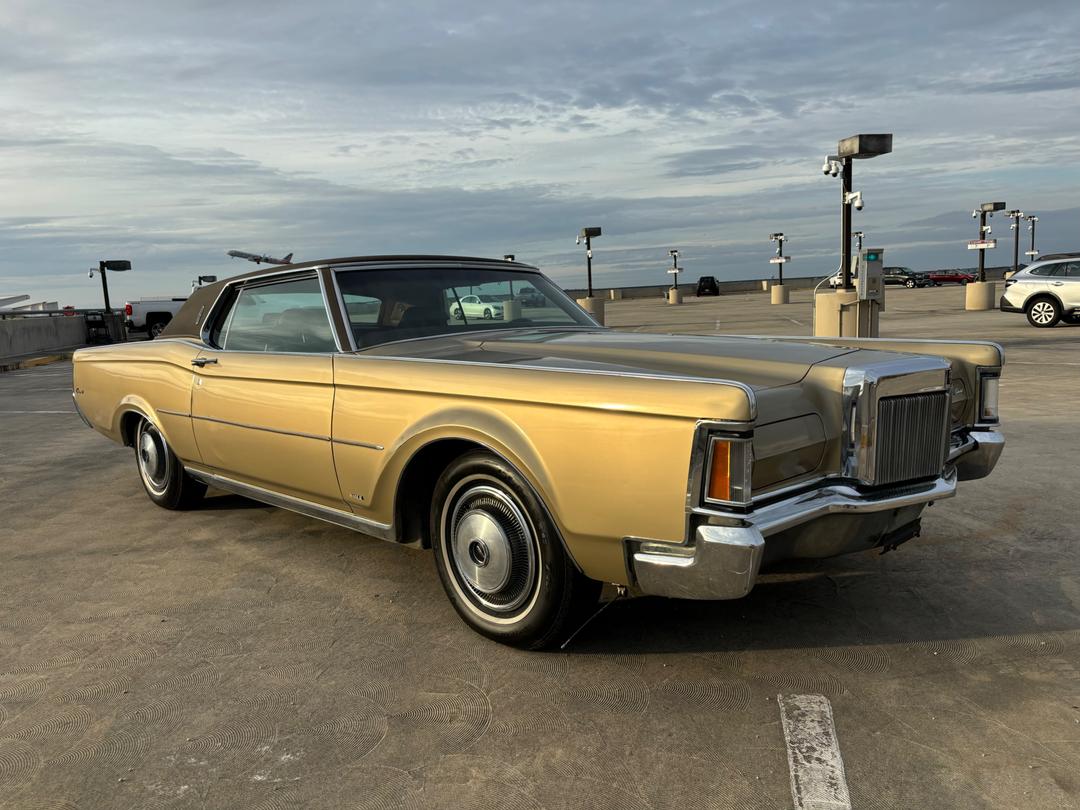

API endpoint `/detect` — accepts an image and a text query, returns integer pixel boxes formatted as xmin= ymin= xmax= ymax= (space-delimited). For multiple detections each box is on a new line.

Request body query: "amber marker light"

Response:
xmin=705 ymin=437 xmax=752 ymax=506
xmin=707 ymin=440 xmax=732 ymax=502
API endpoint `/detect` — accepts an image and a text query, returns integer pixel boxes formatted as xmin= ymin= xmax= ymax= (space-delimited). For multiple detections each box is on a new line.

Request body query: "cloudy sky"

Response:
xmin=3 ymin=0 xmax=1079 ymax=306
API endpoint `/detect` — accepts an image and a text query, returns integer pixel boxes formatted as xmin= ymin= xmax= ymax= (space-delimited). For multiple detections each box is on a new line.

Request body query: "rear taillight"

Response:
xmin=125 ymin=303 xmax=132 ymax=315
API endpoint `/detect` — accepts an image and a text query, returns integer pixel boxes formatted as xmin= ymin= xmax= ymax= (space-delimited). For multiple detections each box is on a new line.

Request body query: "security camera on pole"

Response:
xmin=814 ymin=134 xmax=892 ymax=337
xmin=965 ymin=201 xmax=1005 ymax=311
xmin=667 ymin=249 xmax=683 ymax=305
xmin=768 ymin=233 xmax=790 ymax=304
xmin=575 ymin=227 xmax=605 ymax=324
xmin=1024 ymin=214 xmax=1039 ymax=263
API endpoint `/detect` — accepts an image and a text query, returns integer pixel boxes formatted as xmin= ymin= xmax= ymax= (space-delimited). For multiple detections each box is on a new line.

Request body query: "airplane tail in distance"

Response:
xmin=282 ymin=253 xmax=293 ymax=263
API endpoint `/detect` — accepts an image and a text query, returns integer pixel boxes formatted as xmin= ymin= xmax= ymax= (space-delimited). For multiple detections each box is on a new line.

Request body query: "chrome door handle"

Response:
xmin=191 ymin=357 xmax=219 ymax=367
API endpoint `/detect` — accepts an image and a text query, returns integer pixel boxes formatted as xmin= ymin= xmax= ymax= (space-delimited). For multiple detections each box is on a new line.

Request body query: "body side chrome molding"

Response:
xmin=187 ymin=413 xmax=384 ymax=449
xmin=185 ymin=469 xmax=394 ymax=540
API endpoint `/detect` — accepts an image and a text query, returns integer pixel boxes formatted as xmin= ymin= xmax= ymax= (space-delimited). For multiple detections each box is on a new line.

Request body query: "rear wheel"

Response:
xmin=147 ymin=316 xmax=170 ymax=339
xmin=135 ymin=418 xmax=206 ymax=509
xmin=431 ymin=450 xmax=599 ymax=649
xmin=905 ymin=279 xmax=915 ymax=288
xmin=1026 ymin=297 xmax=1061 ymax=328
xmin=483 ymin=308 xmax=492 ymax=319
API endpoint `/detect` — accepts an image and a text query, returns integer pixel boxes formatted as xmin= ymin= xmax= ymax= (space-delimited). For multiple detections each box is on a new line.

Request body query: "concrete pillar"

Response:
xmin=577 ymin=296 xmax=605 ymax=325
xmin=814 ymin=289 xmax=880 ymax=337
xmin=502 ymin=300 xmax=521 ymax=321
xmin=770 ymin=284 xmax=790 ymax=305
xmin=608 ymin=289 xmax=623 ymax=301
xmin=965 ymin=281 xmax=996 ymax=311
xmin=667 ymin=288 xmax=683 ymax=305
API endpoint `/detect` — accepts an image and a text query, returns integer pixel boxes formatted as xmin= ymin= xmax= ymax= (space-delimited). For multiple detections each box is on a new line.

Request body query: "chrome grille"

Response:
xmin=874 ymin=392 xmax=949 ymax=485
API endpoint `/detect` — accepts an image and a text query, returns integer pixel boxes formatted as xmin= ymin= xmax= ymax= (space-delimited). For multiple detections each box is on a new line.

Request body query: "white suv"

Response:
xmin=1000 ymin=257 xmax=1080 ymax=327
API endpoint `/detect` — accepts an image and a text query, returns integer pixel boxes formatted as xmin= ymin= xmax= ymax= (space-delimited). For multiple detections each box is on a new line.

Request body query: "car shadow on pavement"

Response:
xmin=562 ymin=558 xmax=1077 ymax=657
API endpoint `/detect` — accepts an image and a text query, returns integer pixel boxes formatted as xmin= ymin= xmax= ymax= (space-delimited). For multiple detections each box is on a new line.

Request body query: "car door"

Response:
xmin=1056 ymin=262 xmax=1080 ymax=309
xmin=189 ymin=273 xmax=345 ymax=508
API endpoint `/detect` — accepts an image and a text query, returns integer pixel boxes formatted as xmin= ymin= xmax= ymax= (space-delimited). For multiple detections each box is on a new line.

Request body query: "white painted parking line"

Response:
xmin=778 ymin=694 xmax=851 ymax=810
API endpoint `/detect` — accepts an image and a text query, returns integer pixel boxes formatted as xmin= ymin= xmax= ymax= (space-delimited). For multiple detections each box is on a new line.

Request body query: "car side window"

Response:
xmin=1062 ymin=263 xmax=1080 ymax=278
xmin=1029 ymin=263 xmax=1065 ymax=277
xmin=218 ymin=276 xmax=337 ymax=353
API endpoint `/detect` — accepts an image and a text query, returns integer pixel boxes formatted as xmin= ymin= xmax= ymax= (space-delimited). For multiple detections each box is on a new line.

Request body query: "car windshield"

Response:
xmin=336 ymin=265 xmax=598 ymax=349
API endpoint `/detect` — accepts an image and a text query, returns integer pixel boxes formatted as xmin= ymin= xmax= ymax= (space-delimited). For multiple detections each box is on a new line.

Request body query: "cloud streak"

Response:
xmin=1 ymin=0 xmax=1079 ymax=304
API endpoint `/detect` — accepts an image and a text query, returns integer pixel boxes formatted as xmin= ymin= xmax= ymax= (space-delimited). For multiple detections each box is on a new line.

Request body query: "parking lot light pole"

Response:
xmin=577 ymin=227 xmax=601 ymax=298
xmin=769 ymin=233 xmax=786 ymax=285
xmin=1025 ymin=214 xmax=1039 ymax=261
xmin=1006 ymin=210 xmax=1024 ymax=275
xmin=822 ymin=134 xmax=892 ymax=290
xmin=974 ymin=202 xmax=1006 ymax=283
xmin=89 ymin=259 xmax=132 ymax=313
xmin=575 ymin=227 xmax=604 ymax=323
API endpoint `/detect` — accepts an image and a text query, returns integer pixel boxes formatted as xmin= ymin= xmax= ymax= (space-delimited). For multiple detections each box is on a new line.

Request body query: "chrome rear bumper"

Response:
xmin=631 ymin=471 xmax=958 ymax=601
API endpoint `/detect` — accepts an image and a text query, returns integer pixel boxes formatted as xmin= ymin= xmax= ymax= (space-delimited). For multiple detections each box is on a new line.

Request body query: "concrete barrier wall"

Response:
xmin=0 ymin=316 xmax=86 ymax=358
xmin=564 ymin=275 xmax=826 ymax=300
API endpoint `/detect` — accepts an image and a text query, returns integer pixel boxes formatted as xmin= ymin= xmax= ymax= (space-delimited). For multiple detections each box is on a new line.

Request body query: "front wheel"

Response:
xmin=1027 ymin=298 xmax=1061 ymax=328
xmin=905 ymin=279 xmax=915 ymax=288
xmin=135 ymin=418 xmax=206 ymax=509
xmin=431 ymin=451 xmax=599 ymax=649
xmin=483 ymin=308 xmax=492 ymax=319
xmin=960 ymin=278 xmax=969 ymax=285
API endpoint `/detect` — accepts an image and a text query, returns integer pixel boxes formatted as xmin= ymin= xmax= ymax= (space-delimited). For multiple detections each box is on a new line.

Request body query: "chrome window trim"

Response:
xmin=199 ymin=269 xmax=336 ymax=351
xmin=330 ymin=263 xmax=603 ymax=341
xmin=351 ymin=325 xmax=605 ymax=352
xmin=328 ymin=267 xmax=359 ymax=352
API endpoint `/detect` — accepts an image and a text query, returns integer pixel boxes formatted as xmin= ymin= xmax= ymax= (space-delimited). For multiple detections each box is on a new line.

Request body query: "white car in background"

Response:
xmin=1000 ymin=257 xmax=1080 ymax=327
xmin=451 ymin=294 xmax=504 ymax=320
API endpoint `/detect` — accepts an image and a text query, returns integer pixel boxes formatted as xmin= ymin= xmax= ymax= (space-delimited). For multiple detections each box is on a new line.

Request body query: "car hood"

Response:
xmin=364 ymin=329 xmax=858 ymax=390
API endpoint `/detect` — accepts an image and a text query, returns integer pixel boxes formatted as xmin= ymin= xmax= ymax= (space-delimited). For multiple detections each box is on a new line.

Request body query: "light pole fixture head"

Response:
xmin=101 ymin=260 xmax=132 ymax=272
xmin=503 ymin=254 xmax=515 ymax=261
xmin=580 ymin=227 xmax=602 ymax=239
xmin=668 ymin=249 xmax=679 ymax=257
xmin=769 ymin=232 xmax=784 ymax=241
xmin=980 ymin=201 xmax=1006 ymax=214
xmin=837 ymin=134 xmax=893 ymax=160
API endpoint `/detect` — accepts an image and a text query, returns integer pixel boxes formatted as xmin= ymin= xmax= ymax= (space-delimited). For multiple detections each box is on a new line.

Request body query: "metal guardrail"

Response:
xmin=0 ymin=308 xmax=116 ymax=319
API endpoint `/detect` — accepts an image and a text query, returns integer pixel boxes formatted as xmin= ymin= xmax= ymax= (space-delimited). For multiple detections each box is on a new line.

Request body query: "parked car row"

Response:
xmin=827 ymin=267 xmax=976 ymax=288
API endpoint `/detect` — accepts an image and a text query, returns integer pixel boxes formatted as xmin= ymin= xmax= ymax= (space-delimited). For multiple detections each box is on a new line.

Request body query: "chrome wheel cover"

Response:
xmin=442 ymin=480 xmax=539 ymax=616
xmin=137 ymin=421 xmax=170 ymax=495
xmin=1031 ymin=301 xmax=1055 ymax=324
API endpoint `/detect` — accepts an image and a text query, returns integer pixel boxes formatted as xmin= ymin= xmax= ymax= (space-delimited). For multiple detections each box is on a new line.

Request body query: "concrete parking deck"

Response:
xmin=1 ymin=287 xmax=1078 ymax=809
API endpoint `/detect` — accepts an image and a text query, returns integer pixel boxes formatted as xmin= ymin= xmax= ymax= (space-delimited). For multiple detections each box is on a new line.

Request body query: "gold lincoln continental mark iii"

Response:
xmin=72 ymin=256 xmax=1005 ymax=648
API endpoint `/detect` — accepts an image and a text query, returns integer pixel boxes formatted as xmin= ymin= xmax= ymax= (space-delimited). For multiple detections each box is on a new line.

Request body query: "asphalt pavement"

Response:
xmin=1 ymin=285 xmax=1078 ymax=809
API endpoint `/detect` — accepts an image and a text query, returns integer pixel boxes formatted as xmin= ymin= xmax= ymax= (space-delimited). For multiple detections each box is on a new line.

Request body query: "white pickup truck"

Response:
xmin=123 ymin=297 xmax=188 ymax=338
xmin=124 ymin=276 xmax=218 ymax=338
